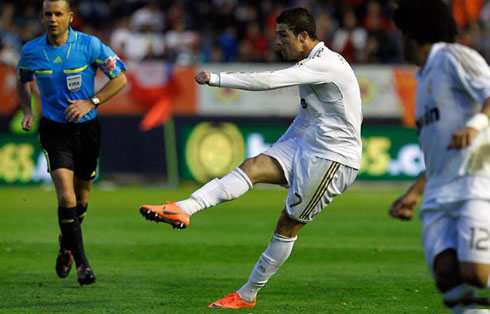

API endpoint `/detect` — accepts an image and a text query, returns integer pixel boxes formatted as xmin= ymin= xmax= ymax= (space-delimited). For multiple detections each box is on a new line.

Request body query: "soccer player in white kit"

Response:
xmin=388 ymin=0 xmax=490 ymax=312
xmin=139 ymin=8 xmax=362 ymax=309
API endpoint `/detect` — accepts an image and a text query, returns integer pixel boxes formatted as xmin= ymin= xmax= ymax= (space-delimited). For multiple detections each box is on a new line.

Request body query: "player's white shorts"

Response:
xmin=263 ymin=137 xmax=358 ymax=223
xmin=421 ymin=199 xmax=490 ymax=271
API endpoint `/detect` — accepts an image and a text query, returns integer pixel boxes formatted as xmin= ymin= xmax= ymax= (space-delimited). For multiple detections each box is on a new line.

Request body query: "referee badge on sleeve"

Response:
xmin=67 ymin=74 xmax=82 ymax=92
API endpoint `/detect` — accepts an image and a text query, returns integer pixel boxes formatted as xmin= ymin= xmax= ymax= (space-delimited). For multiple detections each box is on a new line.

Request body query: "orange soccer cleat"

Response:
xmin=208 ymin=292 xmax=256 ymax=309
xmin=139 ymin=202 xmax=190 ymax=230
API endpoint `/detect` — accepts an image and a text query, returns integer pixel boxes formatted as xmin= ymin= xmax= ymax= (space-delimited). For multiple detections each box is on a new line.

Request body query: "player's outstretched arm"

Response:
xmin=389 ymin=173 xmax=426 ymax=221
xmin=16 ymin=80 xmax=34 ymax=131
xmin=448 ymin=97 xmax=490 ymax=150
xmin=195 ymin=61 xmax=331 ymax=91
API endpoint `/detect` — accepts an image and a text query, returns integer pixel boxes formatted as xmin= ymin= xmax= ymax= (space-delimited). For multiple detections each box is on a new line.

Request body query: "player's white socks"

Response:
xmin=176 ymin=168 xmax=253 ymax=216
xmin=237 ymin=233 xmax=297 ymax=302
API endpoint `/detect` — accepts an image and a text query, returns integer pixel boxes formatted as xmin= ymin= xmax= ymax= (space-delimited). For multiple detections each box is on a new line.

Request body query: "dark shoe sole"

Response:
xmin=77 ymin=267 xmax=96 ymax=286
xmin=139 ymin=207 xmax=187 ymax=230
xmin=56 ymin=250 xmax=73 ymax=278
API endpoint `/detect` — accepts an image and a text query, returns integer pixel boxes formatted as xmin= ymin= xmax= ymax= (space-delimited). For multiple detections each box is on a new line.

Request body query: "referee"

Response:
xmin=16 ymin=0 xmax=127 ymax=285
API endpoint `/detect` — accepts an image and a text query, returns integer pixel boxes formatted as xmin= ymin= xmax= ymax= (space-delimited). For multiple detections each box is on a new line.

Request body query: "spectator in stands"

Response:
xmin=361 ymin=0 xmax=400 ymax=63
xmin=130 ymin=1 xmax=164 ymax=33
xmin=331 ymin=9 xmax=367 ymax=63
xmin=165 ymin=18 xmax=200 ymax=65
xmin=315 ymin=10 xmax=337 ymax=47
xmin=122 ymin=2 xmax=166 ymax=61
xmin=0 ymin=37 xmax=19 ymax=66
xmin=110 ymin=17 xmax=131 ymax=61
xmin=217 ymin=25 xmax=239 ymax=62
xmin=240 ymin=22 xmax=268 ymax=62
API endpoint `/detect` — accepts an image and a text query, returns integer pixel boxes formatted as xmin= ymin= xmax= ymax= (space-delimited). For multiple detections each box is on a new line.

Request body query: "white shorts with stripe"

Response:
xmin=421 ymin=199 xmax=490 ymax=271
xmin=263 ymin=137 xmax=358 ymax=223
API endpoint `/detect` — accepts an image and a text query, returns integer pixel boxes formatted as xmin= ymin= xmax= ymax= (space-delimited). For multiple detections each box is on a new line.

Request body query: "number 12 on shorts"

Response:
xmin=469 ymin=227 xmax=490 ymax=251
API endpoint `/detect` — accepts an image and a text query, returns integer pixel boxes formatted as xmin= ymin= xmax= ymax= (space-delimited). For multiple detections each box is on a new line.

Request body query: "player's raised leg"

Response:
xmin=139 ymin=154 xmax=286 ymax=229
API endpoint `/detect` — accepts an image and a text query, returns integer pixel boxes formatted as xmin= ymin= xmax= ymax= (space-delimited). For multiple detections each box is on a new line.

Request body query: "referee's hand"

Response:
xmin=21 ymin=112 xmax=34 ymax=131
xmin=65 ymin=99 xmax=95 ymax=123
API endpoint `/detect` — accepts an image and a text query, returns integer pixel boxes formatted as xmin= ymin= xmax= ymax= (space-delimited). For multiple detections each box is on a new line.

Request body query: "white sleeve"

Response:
xmin=209 ymin=59 xmax=333 ymax=91
xmin=447 ymin=46 xmax=490 ymax=104
xmin=274 ymin=105 xmax=310 ymax=143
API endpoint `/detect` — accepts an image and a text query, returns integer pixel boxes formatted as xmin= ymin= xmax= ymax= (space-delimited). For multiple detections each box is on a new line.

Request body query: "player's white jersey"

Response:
xmin=209 ymin=42 xmax=363 ymax=169
xmin=415 ymin=43 xmax=490 ymax=207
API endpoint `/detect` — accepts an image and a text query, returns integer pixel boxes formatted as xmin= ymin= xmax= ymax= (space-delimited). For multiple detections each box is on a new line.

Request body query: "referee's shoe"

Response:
xmin=55 ymin=235 xmax=73 ymax=278
xmin=77 ymin=264 xmax=96 ymax=286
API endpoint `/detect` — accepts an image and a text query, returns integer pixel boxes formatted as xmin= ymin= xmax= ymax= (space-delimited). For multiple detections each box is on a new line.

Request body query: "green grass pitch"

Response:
xmin=0 ymin=184 xmax=476 ymax=313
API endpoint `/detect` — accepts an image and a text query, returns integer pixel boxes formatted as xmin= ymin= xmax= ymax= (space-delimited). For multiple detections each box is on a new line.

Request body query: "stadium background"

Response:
xmin=1 ymin=0 xmax=490 ymax=313
xmin=2 ymin=0 xmax=489 ymax=185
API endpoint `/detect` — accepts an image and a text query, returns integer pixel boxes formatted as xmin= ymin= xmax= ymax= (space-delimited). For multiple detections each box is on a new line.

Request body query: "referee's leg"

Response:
xmin=51 ymin=168 xmax=94 ymax=285
xmin=74 ymin=176 xmax=93 ymax=224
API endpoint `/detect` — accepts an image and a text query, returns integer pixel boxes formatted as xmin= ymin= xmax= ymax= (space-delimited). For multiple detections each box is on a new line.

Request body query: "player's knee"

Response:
xmin=239 ymin=156 xmax=265 ymax=184
xmin=275 ymin=209 xmax=304 ymax=238
xmin=460 ymin=263 xmax=490 ymax=288
xmin=239 ymin=154 xmax=285 ymax=185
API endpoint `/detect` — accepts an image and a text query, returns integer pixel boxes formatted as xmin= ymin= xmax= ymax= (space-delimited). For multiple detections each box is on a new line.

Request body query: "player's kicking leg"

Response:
xmin=209 ymin=209 xmax=301 ymax=309
xmin=139 ymin=167 xmax=251 ymax=229
xmin=209 ymin=157 xmax=357 ymax=309
xmin=139 ymin=154 xmax=286 ymax=229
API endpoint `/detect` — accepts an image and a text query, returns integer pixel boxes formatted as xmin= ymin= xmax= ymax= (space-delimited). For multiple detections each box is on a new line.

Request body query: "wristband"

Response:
xmin=466 ymin=113 xmax=489 ymax=131
xmin=208 ymin=73 xmax=220 ymax=86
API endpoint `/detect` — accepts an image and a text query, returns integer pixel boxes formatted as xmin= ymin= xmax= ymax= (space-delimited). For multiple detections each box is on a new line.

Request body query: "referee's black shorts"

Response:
xmin=39 ymin=117 xmax=101 ymax=181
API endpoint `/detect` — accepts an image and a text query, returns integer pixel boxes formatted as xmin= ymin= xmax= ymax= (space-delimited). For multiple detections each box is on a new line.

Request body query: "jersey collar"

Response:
xmin=42 ymin=27 xmax=77 ymax=47
xmin=416 ymin=42 xmax=445 ymax=80
xmin=308 ymin=41 xmax=325 ymax=58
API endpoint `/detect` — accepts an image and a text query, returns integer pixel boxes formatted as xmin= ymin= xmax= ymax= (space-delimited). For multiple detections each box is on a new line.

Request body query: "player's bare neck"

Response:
xmin=418 ymin=44 xmax=433 ymax=69
xmin=47 ymin=32 xmax=69 ymax=47
xmin=303 ymin=40 xmax=320 ymax=58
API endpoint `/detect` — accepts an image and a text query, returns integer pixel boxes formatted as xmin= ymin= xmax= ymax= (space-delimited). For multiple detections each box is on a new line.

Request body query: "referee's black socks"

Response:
xmin=58 ymin=206 xmax=89 ymax=266
xmin=77 ymin=204 xmax=88 ymax=224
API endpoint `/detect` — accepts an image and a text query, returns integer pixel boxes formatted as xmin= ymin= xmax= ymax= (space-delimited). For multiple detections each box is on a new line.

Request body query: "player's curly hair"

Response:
xmin=276 ymin=8 xmax=318 ymax=41
xmin=393 ymin=0 xmax=458 ymax=44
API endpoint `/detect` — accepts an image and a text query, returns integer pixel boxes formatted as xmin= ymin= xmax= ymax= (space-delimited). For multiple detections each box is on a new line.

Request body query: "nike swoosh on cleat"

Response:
xmin=162 ymin=210 xmax=185 ymax=216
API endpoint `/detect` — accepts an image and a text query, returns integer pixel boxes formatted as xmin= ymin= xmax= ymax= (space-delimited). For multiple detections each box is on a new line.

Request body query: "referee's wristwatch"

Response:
xmin=90 ymin=96 xmax=100 ymax=108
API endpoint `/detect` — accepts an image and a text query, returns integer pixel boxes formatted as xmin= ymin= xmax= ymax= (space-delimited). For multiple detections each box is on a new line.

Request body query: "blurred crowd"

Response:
xmin=1 ymin=0 xmax=489 ymax=67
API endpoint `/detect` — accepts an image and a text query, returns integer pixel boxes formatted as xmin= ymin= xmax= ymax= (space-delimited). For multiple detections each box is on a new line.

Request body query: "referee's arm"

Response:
xmin=65 ymin=72 xmax=127 ymax=123
xmin=16 ymin=79 xmax=34 ymax=131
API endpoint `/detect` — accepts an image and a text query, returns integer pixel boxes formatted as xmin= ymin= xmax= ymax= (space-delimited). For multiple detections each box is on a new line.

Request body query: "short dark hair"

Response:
xmin=276 ymin=8 xmax=317 ymax=41
xmin=43 ymin=0 xmax=71 ymax=11
xmin=393 ymin=0 xmax=458 ymax=44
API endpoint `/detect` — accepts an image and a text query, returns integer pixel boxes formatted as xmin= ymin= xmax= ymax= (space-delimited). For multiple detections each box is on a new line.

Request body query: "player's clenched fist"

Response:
xmin=388 ymin=192 xmax=420 ymax=221
xmin=195 ymin=71 xmax=211 ymax=85
xmin=447 ymin=127 xmax=478 ymax=150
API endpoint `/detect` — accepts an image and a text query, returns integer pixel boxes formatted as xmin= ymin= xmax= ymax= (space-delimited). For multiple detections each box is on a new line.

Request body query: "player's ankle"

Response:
xmin=237 ymin=283 xmax=260 ymax=303
xmin=176 ymin=199 xmax=201 ymax=216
